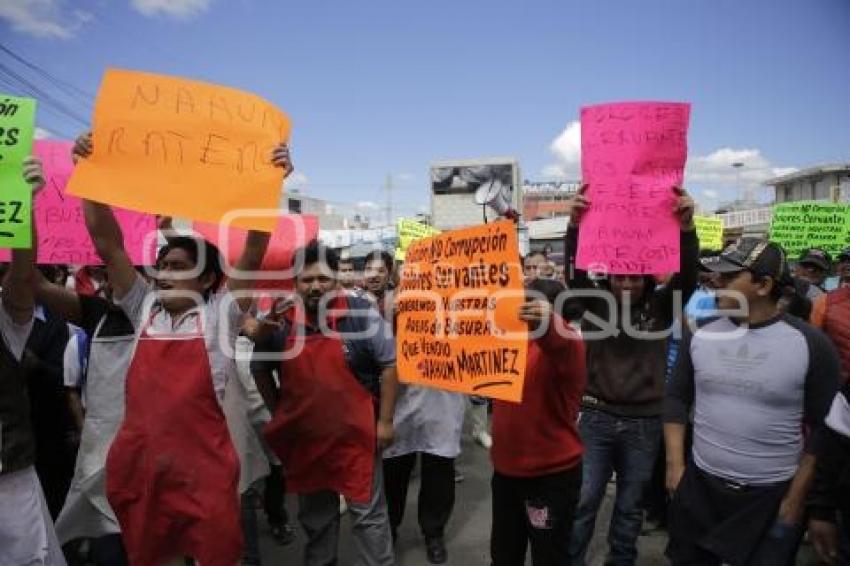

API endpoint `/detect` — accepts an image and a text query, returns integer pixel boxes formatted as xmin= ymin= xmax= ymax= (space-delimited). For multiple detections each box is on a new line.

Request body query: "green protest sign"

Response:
xmin=395 ymin=218 xmax=440 ymax=260
xmin=0 ymin=95 xmax=36 ymax=248
xmin=769 ymin=201 xmax=850 ymax=259
xmin=694 ymin=216 xmax=724 ymax=251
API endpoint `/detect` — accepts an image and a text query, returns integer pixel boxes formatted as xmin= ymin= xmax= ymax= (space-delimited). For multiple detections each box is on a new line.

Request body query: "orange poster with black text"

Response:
xmin=67 ymin=69 xmax=291 ymax=231
xmin=396 ymin=220 xmax=528 ymax=403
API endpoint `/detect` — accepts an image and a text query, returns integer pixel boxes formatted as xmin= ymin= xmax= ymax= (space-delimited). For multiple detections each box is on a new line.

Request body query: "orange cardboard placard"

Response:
xmin=395 ymin=220 xmax=528 ymax=403
xmin=67 ymin=68 xmax=291 ymax=232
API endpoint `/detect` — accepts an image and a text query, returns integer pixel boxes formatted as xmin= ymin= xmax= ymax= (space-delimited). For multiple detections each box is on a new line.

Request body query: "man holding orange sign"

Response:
xmin=71 ymin=131 xmax=292 ymax=566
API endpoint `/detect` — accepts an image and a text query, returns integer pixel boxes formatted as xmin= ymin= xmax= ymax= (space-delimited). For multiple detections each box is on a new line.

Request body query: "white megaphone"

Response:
xmin=474 ymin=179 xmax=518 ymax=220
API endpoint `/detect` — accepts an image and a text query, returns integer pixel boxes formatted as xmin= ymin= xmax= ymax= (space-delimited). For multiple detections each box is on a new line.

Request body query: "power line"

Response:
xmin=0 ymin=43 xmax=94 ymax=107
xmin=0 ymin=61 xmax=91 ymax=126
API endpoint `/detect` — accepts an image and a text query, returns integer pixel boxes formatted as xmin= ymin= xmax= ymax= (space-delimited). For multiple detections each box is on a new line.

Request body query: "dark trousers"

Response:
xmin=667 ymin=464 xmax=801 ymax=566
xmin=382 ymin=452 xmax=455 ymax=539
xmin=570 ymin=410 xmax=661 ymax=565
xmin=491 ymin=466 xmax=582 ymax=566
xmin=265 ymin=464 xmax=289 ymax=527
xmin=89 ymin=534 xmax=129 ymax=566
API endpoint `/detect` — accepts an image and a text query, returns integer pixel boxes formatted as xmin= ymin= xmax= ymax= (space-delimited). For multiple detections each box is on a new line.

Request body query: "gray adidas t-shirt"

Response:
xmin=666 ymin=314 xmax=841 ymax=485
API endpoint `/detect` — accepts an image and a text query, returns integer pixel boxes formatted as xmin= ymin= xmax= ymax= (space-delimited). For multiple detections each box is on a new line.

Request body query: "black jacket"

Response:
xmin=564 ymin=225 xmax=699 ymax=416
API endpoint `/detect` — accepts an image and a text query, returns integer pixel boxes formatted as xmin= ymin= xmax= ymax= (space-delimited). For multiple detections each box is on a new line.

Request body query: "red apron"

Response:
xmin=105 ymin=313 xmax=242 ymax=566
xmin=264 ymin=302 xmax=376 ymax=504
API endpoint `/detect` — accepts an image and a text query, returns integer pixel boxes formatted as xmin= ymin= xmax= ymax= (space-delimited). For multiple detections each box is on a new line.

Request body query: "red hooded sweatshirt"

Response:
xmin=491 ymin=314 xmax=586 ymax=477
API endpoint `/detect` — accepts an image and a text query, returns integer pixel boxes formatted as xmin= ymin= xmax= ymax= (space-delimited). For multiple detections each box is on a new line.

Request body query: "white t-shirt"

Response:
xmin=116 ymin=275 xmax=245 ymax=402
xmin=63 ymin=325 xmax=85 ymax=389
xmin=0 ymin=299 xmax=34 ymax=361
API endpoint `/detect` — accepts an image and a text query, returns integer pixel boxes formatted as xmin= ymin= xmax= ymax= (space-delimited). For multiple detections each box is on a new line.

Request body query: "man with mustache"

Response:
xmin=363 ymin=250 xmax=395 ymax=320
xmin=252 ymin=241 xmax=398 ymax=566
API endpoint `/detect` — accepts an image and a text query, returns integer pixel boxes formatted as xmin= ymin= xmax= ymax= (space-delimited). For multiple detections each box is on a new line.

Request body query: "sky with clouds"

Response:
xmin=2 ymin=0 xmax=849 ymax=217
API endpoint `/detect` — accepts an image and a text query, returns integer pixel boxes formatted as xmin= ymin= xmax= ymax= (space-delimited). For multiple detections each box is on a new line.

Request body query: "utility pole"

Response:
xmin=732 ymin=162 xmax=746 ymax=203
xmin=384 ymin=173 xmax=394 ymax=227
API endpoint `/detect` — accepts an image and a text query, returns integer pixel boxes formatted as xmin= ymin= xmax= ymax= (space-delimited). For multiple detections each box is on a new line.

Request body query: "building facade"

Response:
xmin=522 ymin=180 xmax=581 ymax=220
xmin=766 ymin=164 xmax=850 ymax=204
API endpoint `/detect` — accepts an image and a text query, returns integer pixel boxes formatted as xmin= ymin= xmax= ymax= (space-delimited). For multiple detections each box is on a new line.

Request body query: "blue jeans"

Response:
xmin=569 ymin=408 xmax=661 ymax=566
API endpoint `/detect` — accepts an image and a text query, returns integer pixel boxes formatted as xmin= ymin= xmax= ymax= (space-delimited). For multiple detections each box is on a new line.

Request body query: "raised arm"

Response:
xmin=228 ymin=143 xmax=294 ymax=312
xmin=73 ymin=132 xmax=138 ymax=300
xmin=2 ymin=157 xmax=45 ymax=324
xmin=654 ymin=186 xmax=698 ymax=323
xmin=33 ymin=268 xmax=83 ymax=324
xmin=563 ymin=184 xmax=594 ymax=292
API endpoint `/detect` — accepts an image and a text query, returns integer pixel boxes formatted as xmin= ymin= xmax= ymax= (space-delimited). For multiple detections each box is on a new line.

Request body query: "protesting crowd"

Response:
xmin=1 ymin=95 xmax=850 ymax=566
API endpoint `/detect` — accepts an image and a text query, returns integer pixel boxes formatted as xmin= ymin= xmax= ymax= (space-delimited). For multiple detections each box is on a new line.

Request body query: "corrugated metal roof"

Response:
xmin=763 ymin=163 xmax=850 ymax=186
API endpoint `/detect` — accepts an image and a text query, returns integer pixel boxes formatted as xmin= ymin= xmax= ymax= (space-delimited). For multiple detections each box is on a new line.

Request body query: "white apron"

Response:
xmin=383 ymin=384 xmax=466 ymax=460
xmin=55 ymin=316 xmax=132 ymax=543
xmin=225 ymin=337 xmax=270 ymax=493
xmin=0 ymin=466 xmax=66 ymax=566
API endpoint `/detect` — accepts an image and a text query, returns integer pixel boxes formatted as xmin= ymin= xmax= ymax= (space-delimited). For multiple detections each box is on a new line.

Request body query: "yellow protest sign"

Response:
xmin=694 ymin=216 xmax=724 ymax=251
xmin=395 ymin=220 xmax=528 ymax=402
xmin=67 ymin=69 xmax=291 ymax=231
xmin=395 ymin=218 xmax=440 ymax=260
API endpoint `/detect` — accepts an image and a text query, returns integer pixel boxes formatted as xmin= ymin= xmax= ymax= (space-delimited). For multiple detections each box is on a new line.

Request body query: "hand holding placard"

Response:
xmin=0 ymin=139 xmax=157 ymax=264
xmin=22 ymin=157 xmax=46 ymax=195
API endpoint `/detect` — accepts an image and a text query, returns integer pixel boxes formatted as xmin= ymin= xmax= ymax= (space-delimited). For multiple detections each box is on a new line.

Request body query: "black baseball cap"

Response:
xmin=798 ymin=248 xmax=832 ymax=272
xmin=699 ymin=237 xmax=786 ymax=280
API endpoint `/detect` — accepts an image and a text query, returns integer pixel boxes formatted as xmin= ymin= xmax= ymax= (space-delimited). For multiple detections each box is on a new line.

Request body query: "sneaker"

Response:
xmin=270 ymin=523 xmax=295 ymax=546
xmin=473 ymin=431 xmax=493 ymax=449
xmin=425 ymin=536 xmax=448 ymax=564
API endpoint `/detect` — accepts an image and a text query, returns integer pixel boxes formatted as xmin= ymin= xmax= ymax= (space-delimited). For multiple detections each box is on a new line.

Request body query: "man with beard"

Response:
xmin=338 ymin=255 xmax=363 ymax=292
xmin=363 ymin=250 xmax=395 ymax=320
xmin=252 ymin=241 xmax=398 ymax=566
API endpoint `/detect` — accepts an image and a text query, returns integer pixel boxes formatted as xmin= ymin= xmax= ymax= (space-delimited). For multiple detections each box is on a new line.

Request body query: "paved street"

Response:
xmin=257 ymin=435 xmax=671 ymax=566
xmin=256 ymin=435 xmax=823 ymax=565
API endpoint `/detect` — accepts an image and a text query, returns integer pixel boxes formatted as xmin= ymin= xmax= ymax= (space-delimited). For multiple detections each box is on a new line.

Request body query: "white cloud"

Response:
xmin=0 ymin=0 xmax=92 ymax=38
xmin=685 ymin=147 xmax=797 ymax=206
xmin=131 ymin=0 xmax=212 ymax=19
xmin=356 ymin=201 xmax=380 ymax=210
xmin=34 ymin=126 xmax=55 ymax=139
xmin=543 ymin=120 xmax=581 ymax=179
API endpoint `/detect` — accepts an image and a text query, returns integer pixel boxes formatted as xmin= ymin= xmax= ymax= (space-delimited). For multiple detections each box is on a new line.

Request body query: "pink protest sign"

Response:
xmin=194 ymin=214 xmax=319 ymax=290
xmin=0 ymin=140 xmax=156 ymax=265
xmin=577 ymin=102 xmax=690 ymax=274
